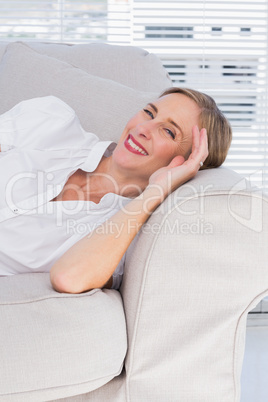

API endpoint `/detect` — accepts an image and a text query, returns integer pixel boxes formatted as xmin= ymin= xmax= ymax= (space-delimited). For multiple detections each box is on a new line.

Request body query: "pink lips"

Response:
xmin=124 ymin=134 xmax=148 ymax=156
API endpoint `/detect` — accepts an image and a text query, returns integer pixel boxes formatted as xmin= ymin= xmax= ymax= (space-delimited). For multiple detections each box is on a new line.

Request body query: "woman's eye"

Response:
xmin=165 ymin=128 xmax=175 ymax=139
xmin=143 ymin=109 xmax=154 ymax=119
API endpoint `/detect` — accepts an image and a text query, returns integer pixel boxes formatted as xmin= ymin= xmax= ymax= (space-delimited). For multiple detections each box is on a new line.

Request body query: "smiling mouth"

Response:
xmin=124 ymin=134 xmax=148 ymax=156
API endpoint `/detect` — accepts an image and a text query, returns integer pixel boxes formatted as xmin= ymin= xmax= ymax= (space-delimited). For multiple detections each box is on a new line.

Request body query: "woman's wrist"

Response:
xmin=137 ymin=184 xmax=167 ymax=215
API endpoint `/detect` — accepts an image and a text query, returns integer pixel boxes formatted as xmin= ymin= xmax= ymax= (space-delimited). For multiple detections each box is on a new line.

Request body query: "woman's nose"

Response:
xmin=136 ymin=120 xmax=154 ymax=139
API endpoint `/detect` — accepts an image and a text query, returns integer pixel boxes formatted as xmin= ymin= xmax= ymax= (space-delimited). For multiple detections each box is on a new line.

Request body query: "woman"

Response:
xmin=0 ymin=87 xmax=232 ymax=293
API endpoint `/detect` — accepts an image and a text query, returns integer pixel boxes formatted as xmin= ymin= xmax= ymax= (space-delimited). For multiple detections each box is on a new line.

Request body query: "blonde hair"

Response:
xmin=160 ymin=87 xmax=232 ymax=169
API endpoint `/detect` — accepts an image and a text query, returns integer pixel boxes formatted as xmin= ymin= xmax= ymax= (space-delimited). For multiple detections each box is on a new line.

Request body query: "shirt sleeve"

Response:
xmin=0 ymin=96 xmax=87 ymax=152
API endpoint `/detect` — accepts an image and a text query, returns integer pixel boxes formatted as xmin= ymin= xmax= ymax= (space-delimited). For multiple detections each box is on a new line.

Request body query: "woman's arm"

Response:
xmin=50 ymin=126 xmax=208 ymax=293
xmin=50 ymin=186 xmax=163 ymax=293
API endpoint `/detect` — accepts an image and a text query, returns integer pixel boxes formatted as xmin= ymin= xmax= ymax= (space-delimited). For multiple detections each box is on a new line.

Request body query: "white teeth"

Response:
xmin=128 ymin=138 xmax=148 ymax=155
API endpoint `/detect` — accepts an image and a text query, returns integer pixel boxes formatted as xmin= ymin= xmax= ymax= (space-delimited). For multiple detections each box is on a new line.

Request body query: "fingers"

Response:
xmin=189 ymin=126 xmax=208 ymax=169
xmin=199 ymin=127 xmax=209 ymax=164
xmin=192 ymin=125 xmax=201 ymax=151
xmin=192 ymin=125 xmax=207 ymax=150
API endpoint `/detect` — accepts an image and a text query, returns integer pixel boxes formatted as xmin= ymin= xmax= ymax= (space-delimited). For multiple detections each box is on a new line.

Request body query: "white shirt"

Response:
xmin=0 ymin=96 xmax=130 ymax=289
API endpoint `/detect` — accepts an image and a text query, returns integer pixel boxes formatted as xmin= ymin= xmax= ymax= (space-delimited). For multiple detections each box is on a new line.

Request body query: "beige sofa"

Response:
xmin=0 ymin=41 xmax=267 ymax=402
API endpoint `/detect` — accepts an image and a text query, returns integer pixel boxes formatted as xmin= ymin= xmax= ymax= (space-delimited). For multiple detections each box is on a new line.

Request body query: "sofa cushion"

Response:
xmin=0 ymin=273 xmax=127 ymax=401
xmin=0 ymin=42 xmax=161 ymax=142
xmin=0 ymin=41 xmax=171 ymax=92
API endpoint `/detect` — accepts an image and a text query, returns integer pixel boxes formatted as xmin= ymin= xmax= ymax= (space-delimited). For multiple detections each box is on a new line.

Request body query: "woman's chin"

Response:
xmin=112 ymin=149 xmax=142 ymax=169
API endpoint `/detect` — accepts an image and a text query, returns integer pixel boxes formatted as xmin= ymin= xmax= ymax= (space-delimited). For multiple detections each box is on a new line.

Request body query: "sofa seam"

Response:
xmin=0 ymin=288 xmax=100 ymax=306
xmin=0 ymin=363 xmax=124 ymax=398
xmin=172 ymin=189 xmax=266 ymax=202
xmin=232 ymin=289 xmax=268 ymax=402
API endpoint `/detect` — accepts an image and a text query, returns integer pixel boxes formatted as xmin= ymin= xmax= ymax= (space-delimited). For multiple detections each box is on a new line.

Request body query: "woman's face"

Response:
xmin=112 ymin=93 xmax=201 ymax=183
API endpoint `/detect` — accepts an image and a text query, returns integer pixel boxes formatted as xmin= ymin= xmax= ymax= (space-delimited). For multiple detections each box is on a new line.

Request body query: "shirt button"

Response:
xmin=13 ymin=209 xmax=19 ymax=213
xmin=47 ymin=173 xmax=54 ymax=181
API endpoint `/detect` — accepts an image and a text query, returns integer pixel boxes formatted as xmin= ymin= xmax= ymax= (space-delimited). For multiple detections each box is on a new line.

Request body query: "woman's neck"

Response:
xmin=88 ymin=156 xmax=147 ymax=199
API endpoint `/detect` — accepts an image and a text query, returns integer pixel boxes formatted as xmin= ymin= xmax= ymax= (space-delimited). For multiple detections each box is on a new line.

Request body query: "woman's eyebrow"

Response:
xmin=148 ymin=103 xmax=158 ymax=113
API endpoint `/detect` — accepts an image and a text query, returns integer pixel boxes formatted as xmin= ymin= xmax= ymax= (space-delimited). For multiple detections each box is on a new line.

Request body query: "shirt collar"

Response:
xmin=82 ymin=140 xmax=117 ymax=172
xmin=80 ymin=140 xmax=132 ymax=207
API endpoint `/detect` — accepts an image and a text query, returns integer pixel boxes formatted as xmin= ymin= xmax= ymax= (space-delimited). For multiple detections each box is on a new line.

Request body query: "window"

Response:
xmin=0 ymin=0 xmax=268 ymax=190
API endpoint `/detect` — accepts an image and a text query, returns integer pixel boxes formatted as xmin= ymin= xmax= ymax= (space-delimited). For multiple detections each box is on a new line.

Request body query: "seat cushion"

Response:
xmin=0 ymin=273 xmax=127 ymax=401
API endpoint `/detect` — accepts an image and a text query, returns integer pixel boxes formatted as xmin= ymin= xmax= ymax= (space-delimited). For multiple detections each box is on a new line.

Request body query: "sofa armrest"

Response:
xmin=121 ymin=167 xmax=268 ymax=402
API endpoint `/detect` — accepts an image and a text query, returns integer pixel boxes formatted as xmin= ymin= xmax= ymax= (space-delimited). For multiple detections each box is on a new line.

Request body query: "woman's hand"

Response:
xmin=148 ymin=126 xmax=208 ymax=199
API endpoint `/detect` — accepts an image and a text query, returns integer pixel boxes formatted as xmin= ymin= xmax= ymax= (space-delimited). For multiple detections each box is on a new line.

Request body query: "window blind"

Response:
xmin=0 ymin=0 xmax=267 ymax=190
